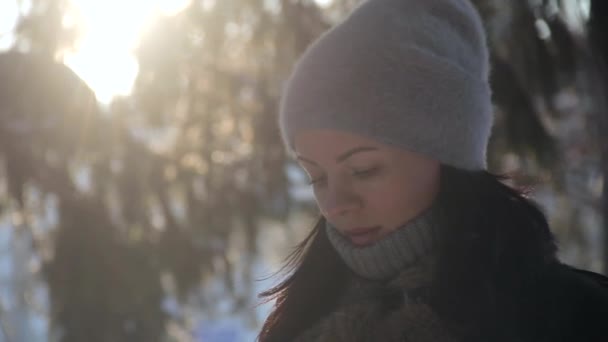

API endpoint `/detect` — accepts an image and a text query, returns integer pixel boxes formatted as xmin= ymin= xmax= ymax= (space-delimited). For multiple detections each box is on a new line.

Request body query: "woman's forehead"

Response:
xmin=294 ymin=129 xmax=439 ymax=167
xmin=294 ymin=130 xmax=381 ymax=151
xmin=294 ymin=130 xmax=384 ymax=161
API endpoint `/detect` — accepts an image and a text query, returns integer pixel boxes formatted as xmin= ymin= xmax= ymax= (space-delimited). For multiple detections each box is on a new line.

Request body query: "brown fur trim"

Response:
xmin=293 ymin=257 xmax=457 ymax=342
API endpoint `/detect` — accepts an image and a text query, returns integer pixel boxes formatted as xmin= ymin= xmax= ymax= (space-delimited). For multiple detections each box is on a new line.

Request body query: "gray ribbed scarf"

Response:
xmin=325 ymin=205 xmax=440 ymax=280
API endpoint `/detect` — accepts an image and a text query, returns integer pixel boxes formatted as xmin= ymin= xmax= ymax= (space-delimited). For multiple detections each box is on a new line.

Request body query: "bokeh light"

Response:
xmin=63 ymin=0 xmax=190 ymax=103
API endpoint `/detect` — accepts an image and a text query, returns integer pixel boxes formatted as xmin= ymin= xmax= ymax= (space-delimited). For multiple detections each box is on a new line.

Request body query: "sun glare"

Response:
xmin=314 ymin=0 xmax=333 ymax=7
xmin=63 ymin=0 xmax=190 ymax=104
xmin=0 ymin=3 xmax=15 ymax=49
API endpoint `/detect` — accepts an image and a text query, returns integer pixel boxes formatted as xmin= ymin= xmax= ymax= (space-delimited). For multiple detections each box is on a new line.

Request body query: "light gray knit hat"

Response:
xmin=278 ymin=0 xmax=493 ymax=170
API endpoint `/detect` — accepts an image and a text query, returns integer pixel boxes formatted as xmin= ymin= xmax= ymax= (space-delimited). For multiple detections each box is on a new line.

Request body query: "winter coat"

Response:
xmin=292 ymin=233 xmax=608 ymax=342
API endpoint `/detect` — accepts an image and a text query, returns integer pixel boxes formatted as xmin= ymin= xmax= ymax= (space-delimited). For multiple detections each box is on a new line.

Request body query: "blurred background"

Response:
xmin=0 ymin=0 xmax=607 ymax=341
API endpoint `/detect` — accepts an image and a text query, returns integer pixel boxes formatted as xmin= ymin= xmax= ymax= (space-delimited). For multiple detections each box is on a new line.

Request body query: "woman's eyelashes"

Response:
xmin=352 ymin=167 xmax=378 ymax=179
xmin=306 ymin=173 xmax=325 ymax=186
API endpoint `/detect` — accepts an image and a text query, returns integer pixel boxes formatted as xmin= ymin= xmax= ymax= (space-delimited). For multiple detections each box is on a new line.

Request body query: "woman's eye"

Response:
xmin=307 ymin=176 xmax=326 ymax=186
xmin=353 ymin=167 xmax=378 ymax=178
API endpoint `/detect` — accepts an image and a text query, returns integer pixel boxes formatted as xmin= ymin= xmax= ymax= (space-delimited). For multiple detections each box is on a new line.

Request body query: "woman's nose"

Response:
xmin=321 ymin=183 xmax=361 ymax=219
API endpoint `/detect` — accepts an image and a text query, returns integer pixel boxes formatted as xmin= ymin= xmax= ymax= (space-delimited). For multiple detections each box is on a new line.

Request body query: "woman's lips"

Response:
xmin=344 ymin=226 xmax=381 ymax=246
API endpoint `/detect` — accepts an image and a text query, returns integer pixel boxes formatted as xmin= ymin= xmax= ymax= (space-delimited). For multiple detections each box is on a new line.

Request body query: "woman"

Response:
xmin=258 ymin=0 xmax=608 ymax=341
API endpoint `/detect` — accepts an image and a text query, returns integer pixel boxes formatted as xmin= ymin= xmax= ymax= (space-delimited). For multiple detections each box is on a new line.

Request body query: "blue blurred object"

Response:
xmin=194 ymin=319 xmax=243 ymax=342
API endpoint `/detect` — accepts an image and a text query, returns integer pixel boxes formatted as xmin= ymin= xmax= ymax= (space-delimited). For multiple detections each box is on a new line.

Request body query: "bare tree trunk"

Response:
xmin=587 ymin=0 xmax=608 ymax=274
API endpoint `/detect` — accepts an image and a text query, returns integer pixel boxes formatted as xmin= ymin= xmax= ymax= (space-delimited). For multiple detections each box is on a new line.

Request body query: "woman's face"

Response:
xmin=294 ymin=130 xmax=441 ymax=247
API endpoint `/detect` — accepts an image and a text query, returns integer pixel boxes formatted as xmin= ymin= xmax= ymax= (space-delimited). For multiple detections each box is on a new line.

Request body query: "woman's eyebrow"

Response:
xmin=296 ymin=146 xmax=378 ymax=166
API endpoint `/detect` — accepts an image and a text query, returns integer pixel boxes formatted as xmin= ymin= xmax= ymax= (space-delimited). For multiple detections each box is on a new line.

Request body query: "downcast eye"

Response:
xmin=353 ymin=168 xmax=378 ymax=178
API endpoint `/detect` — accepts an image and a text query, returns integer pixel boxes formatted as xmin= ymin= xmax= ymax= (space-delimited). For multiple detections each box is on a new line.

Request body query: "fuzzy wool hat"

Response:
xmin=278 ymin=0 xmax=493 ymax=170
